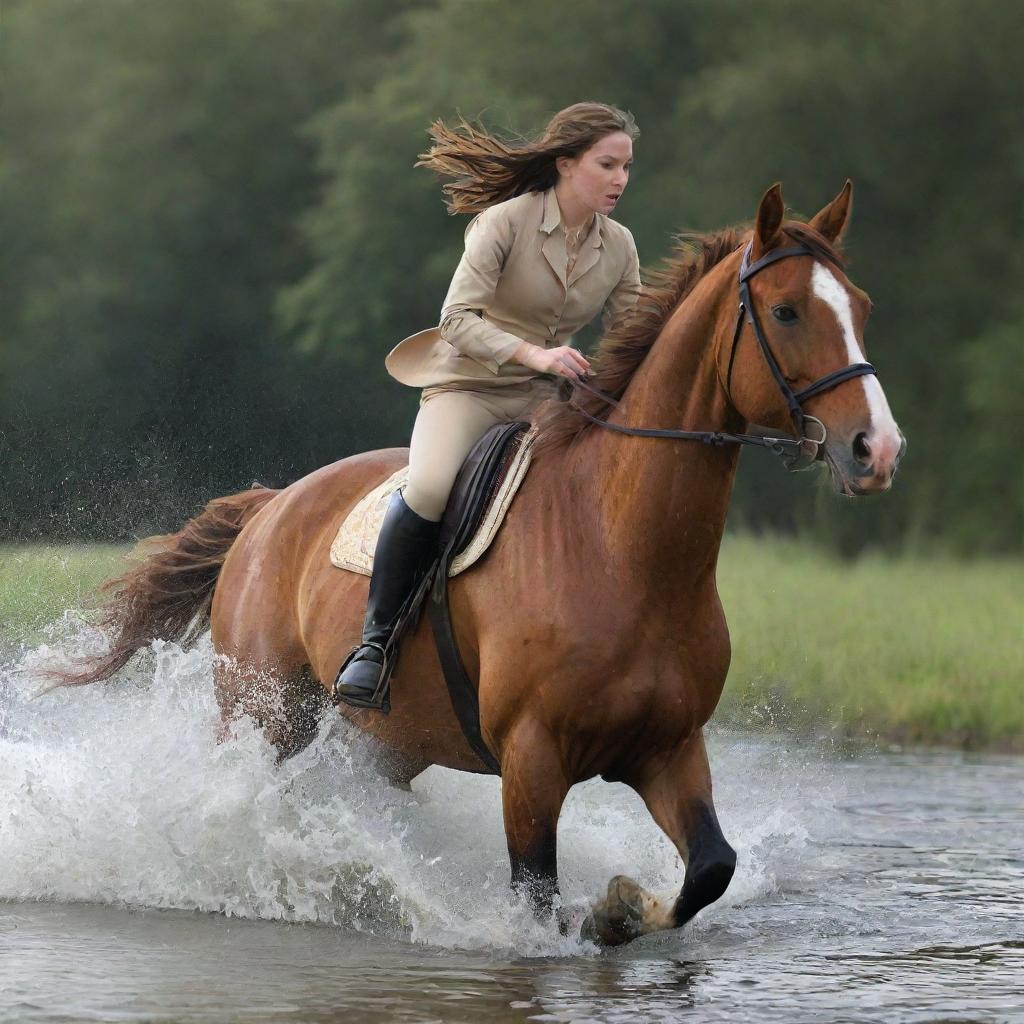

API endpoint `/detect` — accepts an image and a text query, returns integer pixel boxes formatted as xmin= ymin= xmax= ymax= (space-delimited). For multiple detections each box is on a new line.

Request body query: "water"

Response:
xmin=1 ymin=622 xmax=1021 ymax=1022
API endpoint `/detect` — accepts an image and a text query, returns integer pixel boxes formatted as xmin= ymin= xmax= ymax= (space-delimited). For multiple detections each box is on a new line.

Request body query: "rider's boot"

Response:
xmin=332 ymin=487 xmax=440 ymax=706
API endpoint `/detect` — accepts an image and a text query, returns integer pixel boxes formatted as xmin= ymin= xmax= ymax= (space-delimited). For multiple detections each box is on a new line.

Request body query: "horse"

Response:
xmin=56 ymin=181 xmax=904 ymax=945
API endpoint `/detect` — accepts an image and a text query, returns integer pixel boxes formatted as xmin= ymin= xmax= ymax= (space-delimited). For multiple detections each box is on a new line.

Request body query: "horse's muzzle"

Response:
xmin=827 ymin=427 xmax=906 ymax=495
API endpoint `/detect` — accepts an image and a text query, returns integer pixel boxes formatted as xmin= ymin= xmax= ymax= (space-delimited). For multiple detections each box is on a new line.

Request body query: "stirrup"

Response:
xmin=331 ymin=641 xmax=390 ymax=711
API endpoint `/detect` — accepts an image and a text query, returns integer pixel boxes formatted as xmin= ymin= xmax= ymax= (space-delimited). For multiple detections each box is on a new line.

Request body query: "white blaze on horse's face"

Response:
xmin=810 ymin=262 xmax=904 ymax=492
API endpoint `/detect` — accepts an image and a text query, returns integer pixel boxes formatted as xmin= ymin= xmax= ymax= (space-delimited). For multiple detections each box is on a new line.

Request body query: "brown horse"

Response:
xmin=58 ymin=182 xmax=904 ymax=945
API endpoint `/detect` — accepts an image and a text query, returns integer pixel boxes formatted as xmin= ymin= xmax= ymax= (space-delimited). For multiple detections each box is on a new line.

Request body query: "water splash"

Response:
xmin=1 ymin=618 xmax=822 ymax=957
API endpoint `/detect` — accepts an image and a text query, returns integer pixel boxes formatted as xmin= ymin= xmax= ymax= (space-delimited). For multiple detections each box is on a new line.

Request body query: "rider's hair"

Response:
xmin=415 ymin=102 xmax=639 ymax=215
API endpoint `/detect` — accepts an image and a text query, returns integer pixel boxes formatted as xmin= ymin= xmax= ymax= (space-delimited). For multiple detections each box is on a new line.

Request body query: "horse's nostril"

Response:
xmin=852 ymin=432 xmax=871 ymax=463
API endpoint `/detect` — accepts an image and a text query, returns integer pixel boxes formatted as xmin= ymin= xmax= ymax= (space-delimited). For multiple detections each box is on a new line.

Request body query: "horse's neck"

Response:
xmin=584 ymin=256 xmax=743 ymax=590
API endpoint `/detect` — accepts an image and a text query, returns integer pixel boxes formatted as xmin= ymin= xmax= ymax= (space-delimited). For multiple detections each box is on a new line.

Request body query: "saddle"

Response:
xmin=331 ymin=425 xmax=536 ymax=579
xmin=330 ymin=422 xmax=535 ymax=773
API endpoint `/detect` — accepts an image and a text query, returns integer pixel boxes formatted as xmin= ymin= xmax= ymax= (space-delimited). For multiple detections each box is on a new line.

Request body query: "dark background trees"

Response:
xmin=3 ymin=0 xmax=1020 ymax=553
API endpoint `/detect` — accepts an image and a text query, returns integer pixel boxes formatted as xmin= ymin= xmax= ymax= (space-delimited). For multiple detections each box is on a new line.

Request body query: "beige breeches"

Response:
xmin=403 ymin=378 xmax=556 ymax=522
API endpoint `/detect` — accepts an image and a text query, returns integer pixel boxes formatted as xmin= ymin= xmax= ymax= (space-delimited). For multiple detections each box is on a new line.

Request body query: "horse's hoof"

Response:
xmin=555 ymin=903 xmax=586 ymax=937
xmin=581 ymin=874 xmax=646 ymax=946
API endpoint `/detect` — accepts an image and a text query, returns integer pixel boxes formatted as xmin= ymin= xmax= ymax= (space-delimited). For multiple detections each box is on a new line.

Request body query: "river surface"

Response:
xmin=1 ymin=628 xmax=1021 ymax=1022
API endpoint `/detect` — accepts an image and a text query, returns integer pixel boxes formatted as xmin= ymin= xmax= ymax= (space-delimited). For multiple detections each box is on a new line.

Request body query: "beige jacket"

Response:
xmin=385 ymin=184 xmax=641 ymax=388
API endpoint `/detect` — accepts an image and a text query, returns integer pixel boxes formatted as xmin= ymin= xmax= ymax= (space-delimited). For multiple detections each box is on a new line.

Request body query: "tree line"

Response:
xmin=2 ymin=0 xmax=1020 ymax=554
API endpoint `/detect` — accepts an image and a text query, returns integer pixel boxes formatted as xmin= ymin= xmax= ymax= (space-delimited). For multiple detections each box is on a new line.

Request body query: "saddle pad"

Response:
xmin=330 ymin=425 xmax=538 ymax=577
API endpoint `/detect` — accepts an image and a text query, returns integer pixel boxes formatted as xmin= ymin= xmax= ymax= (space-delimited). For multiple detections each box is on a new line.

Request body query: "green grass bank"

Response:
xmin=716 ymin=537 xmax=1022 ymax=752
xmin=0 ymin=544 xmax=131 ymax=649
xmin=2 ymin=540 xmax=1020 ymax=752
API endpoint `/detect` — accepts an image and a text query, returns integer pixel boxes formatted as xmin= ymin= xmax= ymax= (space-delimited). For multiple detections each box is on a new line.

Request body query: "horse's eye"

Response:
xmin=772 ymin=305 xmax=798 ymax=324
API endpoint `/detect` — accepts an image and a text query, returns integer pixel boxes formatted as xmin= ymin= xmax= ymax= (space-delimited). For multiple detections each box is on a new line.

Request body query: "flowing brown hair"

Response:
xmin=415 ymin=102 xmax=639 ymax=215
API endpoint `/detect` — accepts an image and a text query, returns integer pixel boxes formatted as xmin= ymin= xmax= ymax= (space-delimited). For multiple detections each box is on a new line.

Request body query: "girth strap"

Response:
xmin=426 ymin=422 xmax=529 ymax=776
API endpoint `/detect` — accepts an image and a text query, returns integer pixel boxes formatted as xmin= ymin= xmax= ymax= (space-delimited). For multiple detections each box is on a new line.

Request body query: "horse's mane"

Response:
xmin=531 ymin=220 xmax=845 ymax=454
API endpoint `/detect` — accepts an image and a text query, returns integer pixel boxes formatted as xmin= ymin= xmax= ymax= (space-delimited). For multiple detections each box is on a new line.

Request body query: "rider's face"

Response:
xmin=559 ymin=131 xmax=634 ymax=216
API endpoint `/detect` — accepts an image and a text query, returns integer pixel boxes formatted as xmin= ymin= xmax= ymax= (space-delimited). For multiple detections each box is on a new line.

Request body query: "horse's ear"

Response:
xmin=809 ymin=179 xmax=853 ymax=243
xmin=751 ymin=183 xmax=785 ymax=260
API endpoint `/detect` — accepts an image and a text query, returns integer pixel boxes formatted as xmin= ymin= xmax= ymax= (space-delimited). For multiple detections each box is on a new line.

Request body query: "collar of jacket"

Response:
xmin=539 ymin=185 xmax=604 ymax=249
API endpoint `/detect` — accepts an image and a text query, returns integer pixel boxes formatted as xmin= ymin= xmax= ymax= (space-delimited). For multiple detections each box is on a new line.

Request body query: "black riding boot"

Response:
xmin=332 ymin=487 xmax=440 ymax=706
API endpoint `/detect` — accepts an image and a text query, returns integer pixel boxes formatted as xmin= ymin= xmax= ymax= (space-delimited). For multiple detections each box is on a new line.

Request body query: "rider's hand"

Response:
xmin=513 ymin=342 xmax=591 ymax=381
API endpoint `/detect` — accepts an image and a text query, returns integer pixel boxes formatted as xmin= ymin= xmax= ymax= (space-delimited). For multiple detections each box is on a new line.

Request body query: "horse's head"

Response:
xmin=721 ymin=182 xmax=905 ymax=495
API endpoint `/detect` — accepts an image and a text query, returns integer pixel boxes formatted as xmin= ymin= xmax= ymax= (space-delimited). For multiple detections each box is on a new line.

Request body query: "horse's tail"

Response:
xmin=48 ymin=485 xmax=281 ymax=688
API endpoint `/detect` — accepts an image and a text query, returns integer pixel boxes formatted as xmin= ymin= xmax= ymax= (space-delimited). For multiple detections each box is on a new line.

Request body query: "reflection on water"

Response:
xmin=1 ymin=628 xmax=1022 ymax=1022
xmin=3 ymin=903 xmax=1021 ymax=1023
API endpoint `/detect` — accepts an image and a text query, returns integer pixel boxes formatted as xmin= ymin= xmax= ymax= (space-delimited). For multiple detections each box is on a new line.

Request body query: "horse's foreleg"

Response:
xmin=500 ymin=719 xmax=570 ymax=917
xmin=585 ymin=729 xmax=736 ymax=945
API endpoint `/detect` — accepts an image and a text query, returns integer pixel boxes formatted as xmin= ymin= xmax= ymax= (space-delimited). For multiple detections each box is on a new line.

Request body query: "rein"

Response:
xmin=570 ymin=241 xmax=877 ymax=471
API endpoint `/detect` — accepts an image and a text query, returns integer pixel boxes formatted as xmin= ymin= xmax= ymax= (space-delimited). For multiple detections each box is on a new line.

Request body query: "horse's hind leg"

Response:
xmin=214 ymin=655 xmax=328 ymax=762
xmin=214 ymin=653 xmax=429 ymax=784
xmin=585 ymin=729 xmax=736 ymax=945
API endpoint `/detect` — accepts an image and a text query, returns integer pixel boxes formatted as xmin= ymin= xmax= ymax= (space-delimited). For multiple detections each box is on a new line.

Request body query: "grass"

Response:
xmin=0 ymin=543 xmax=132 ymax=649
xmin=716 ymin=537 xmax=1024 ymax=752
xmin=1 ymin=539 xmax=1020 ymax=752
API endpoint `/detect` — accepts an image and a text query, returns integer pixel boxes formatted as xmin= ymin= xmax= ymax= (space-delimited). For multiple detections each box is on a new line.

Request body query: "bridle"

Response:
xmin=571 ymin=240 xmax=878 ymax=470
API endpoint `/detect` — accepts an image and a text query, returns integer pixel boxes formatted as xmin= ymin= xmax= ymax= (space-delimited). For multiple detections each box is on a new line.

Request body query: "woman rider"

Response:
xmin=333 ymin=101 xmax=641 ymax=706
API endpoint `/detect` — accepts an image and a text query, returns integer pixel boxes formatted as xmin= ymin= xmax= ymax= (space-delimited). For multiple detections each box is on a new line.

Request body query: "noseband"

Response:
xmin=572 ymin=240 xmax=878 ymax=470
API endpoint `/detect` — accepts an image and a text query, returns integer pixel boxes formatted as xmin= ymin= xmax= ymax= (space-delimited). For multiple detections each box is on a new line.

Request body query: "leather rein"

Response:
xmin=569 ymin=240 xmax=877 ymax=470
